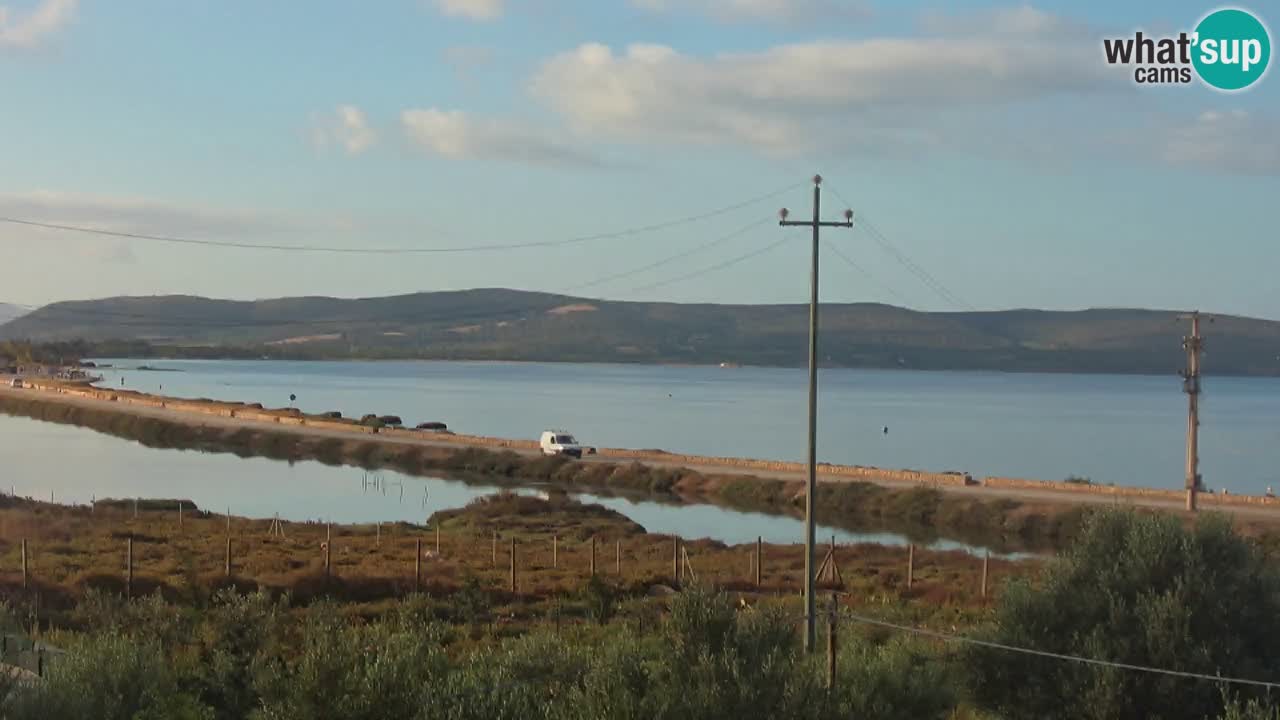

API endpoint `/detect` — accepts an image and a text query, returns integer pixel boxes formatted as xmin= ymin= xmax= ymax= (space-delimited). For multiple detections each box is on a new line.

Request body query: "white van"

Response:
xmin=539 ymin=430 xmax=583 ymax=458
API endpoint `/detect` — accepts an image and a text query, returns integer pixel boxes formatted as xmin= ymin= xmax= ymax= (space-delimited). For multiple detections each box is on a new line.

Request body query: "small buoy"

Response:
xmin=882 ymin=426 xmax=889 ymax=434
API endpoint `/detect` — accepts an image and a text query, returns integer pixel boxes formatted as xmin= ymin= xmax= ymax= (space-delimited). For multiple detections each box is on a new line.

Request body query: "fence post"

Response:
xmin=435 ymin=525 xmax=441 ymax=556
xmin=981 ymin=551 xmax=989 ymax=599
xmin=615 ymin=539 xmax=621 ymax=576
xmin=20 ymin=539 xmax=27 ymax=590
xmin=755 ymin=536 xmax=762 ymax=588
xmin=414 ymin=538 xmax=422 ymax=593
xmin=376 ymin=522 xmax=381 ymax=548
xmin=510 ymin=538 xmax=517 ymax=594
xmin=907 ymin=544 xmax=914 ymax=589
xmin=553 ymin=534 xmax=558 ymax=569
xmin=672 ymin=536 xmax=680 ymax=586
xmin=324 ymin=539 xmax=331 ymax=579
xmin=589 ymin=536 xmax=596 ymax=577
xmin=177 ymin=501 xmax=183 ymax=530
xmin=492 ymin=531 xmax=497 ymax=567
xmin=126 ymin=536 xmax=133 ymax=599
xmin=133 ymin=497 xmax=138 ymax=520
xmin=225 ymin=537 xmax=232 ymax=578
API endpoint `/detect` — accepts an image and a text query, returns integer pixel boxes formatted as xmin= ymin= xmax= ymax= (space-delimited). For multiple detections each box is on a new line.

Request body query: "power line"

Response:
xmin=822 ymin=239 xmax=914 ymax=308
xmin=858 ymin=217 xmax=976 ymax=311
xmin=563 ymin=217 xmax=770 ymax=293
xmin=822 ymin=185 xmax=975 ymax=311
xmin=840 ymin=610 xmax=1280 ymax=690
xmin=0 ymin=182 xmax=802 ymax=256
xmin=629 ymin=235 xmax=793 ymax=293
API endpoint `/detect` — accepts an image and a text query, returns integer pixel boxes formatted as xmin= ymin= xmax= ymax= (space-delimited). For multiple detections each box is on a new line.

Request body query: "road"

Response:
xmin=2 ymin=381 xmax=1278 ymax=523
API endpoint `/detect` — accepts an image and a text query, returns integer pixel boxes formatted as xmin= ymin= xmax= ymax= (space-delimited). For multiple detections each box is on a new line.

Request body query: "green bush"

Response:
xmin=968 ymin=509 xmax=1280 ymax=720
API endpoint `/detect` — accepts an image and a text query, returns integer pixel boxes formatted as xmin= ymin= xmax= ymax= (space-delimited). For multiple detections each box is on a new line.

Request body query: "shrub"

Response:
xmin=968 ymin=509 xmax=1280 ymax=720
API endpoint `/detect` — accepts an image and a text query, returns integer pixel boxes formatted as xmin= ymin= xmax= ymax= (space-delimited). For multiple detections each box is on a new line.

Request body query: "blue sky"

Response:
xmin=1 ymin=0 xmax=1277 ymax=317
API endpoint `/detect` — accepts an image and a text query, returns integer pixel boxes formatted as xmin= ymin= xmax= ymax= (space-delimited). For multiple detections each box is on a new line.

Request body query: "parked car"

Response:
xmin=540 ymin=430 xmax=583 ymax=458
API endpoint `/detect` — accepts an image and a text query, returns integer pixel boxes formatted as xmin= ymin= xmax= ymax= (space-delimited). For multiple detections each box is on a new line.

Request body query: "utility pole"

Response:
xmin=780 ymin=174 xmax=854 ymax=653
xmin=1180 ymin=311 xmax=1209 ymax=511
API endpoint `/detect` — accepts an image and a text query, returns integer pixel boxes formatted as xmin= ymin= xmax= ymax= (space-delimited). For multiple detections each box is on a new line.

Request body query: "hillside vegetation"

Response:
xmin=4 ymin=289 xmax=1279 ymax=374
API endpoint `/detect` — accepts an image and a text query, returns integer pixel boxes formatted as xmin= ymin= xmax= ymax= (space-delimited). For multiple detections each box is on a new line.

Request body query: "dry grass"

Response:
xmin=0 ymin=494 xmax=1038 ymax=620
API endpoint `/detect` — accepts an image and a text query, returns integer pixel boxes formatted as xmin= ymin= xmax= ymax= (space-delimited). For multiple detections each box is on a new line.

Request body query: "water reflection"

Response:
xmin=2 ymin=413 xmax=1016 ymax=556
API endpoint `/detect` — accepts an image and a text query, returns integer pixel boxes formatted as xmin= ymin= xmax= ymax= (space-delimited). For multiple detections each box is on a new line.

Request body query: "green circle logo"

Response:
xmin=1193 ymin=8 xmax=1271 ymax=91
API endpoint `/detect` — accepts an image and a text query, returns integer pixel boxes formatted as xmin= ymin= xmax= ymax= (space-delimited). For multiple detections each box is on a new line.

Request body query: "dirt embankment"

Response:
xmin=4 ymin=379 xmax=1280 ymax=549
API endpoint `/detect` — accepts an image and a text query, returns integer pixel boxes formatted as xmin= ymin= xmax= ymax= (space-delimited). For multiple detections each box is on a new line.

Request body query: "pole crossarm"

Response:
xmin=777 ymin=174 xmax=855 ymax=654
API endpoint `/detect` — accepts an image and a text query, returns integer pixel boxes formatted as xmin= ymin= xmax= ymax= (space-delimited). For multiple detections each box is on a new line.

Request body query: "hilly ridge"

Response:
xmin=3 ymin=289 xmax=1278 ymax=375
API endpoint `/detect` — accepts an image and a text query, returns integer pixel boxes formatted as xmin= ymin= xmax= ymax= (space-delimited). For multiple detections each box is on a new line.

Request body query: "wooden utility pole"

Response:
xmin=1180 ymin=312 xmax=1208 ymax=511
xmin=780 ymin=175 xmax=855 ymax=653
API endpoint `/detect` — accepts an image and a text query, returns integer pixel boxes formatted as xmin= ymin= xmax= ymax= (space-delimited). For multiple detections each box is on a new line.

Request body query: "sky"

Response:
xmin=0 ymin=0 xmax=1277 ymax=317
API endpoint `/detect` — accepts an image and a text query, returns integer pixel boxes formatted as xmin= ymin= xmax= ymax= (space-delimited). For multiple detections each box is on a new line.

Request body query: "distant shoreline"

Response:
xmin=85 ymin=354 xmax=1280 ymax=380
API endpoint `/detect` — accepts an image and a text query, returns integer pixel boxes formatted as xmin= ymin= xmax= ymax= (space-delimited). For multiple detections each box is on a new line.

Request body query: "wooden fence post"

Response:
xmin=672 ymin=536 xmax=680 ymax=585
xmin=376 ymin=522 xmax=381 ymax=548
xmin=20 ymin=539 xmax=27 ymax=590
xmin=510 ymin=538 xmax=517 ymax=594
xmin=615 ymin=539 xmax=621 ymax=576
xmin=755 ymin=536 xmax=762 ymax=588
xmin=226 ymin=508 xmax=231 ymax=535
xmin=133 ymin=497 xmax=138 ymax=520
xmin=324 ymin=539 xmax=331 ymax=579
xmin=589 ymin=536 xmax=597 ymax=577
xmin=177 ymin=501 xmax=183 ymax=530
xmin=126 ymin=536 xmax=133 ymax=599
xmin=225 ymin=537 xmax=232 ymax=578
xmin=435 ymin=525 xmax=441 ymax=556
xmin=981 ymin=551 xmax=989 ymax=599
xmin=907 ymin=544 xmax=914 ymax=589
xmin=552 ymin=534 xmax=558 ymax=569
xmin=414 ymin=538 xmax=421 ymax=593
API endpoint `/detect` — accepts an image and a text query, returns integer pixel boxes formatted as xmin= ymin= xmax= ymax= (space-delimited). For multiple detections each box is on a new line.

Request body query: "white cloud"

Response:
xmin=0 ymin=0 xmax=77 ymax=48
xmin=530 ymin=31 xmax=1112 ymax=153
xmin=631 ymin=0 xmax=870 ymax=25
xmin=433 ymin=0 xmax=503 ymax=21
xmin=401 ymin=108 xmax=600 ymax=167
xmin=1160 ymin=110 xmax=1280 ymax=175
xmin=310 ymin=105 xmax=377 ymax=156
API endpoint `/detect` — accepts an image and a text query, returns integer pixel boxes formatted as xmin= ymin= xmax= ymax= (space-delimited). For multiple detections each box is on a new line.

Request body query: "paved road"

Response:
xmin=3 ymin=382 xmax=1278 ymax=523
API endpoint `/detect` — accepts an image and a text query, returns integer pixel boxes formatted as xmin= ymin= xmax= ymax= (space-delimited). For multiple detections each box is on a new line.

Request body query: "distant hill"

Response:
xmin=2 ymin=289 xmax=1278 ymax=375
xmin=0 ymin=304 xmax=27 ymax=325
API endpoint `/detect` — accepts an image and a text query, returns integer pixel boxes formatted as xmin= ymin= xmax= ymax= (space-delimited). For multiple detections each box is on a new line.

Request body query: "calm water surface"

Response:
xmin=92 ymin=359 xmax=1280 ymax=494
xmin=0 ymin=414 xmax=992 ymax=553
